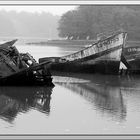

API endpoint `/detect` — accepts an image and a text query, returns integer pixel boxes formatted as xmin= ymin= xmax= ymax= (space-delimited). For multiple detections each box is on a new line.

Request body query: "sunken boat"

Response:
xmin=39 ymin=30 xmax=127 ymax=74
xmin=0 ymin=39 xmax=54 ymax=86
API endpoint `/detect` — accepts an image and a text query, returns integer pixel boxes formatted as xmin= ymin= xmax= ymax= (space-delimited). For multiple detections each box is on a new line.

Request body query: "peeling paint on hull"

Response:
xmin=40 ymin=31 xmax=127 ymax=74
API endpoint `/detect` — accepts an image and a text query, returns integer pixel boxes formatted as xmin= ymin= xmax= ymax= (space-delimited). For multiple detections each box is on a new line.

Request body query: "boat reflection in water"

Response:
xmin=0 ymin=86 xmax=53 ymax=123
xmin=54 ymin=72 xmax=127 ymax=122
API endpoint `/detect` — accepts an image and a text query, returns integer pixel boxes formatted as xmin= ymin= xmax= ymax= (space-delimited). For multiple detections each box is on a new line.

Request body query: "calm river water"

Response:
xmin=0 ymin=42 xmax=140 ymax=135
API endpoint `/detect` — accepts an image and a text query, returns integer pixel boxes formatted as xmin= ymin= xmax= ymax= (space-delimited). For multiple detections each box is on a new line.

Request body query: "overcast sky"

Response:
xmin=0 ymin=6 xmax=77 ymax=16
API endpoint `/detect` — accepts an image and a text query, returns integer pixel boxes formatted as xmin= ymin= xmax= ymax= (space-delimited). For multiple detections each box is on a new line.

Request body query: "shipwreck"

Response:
xmin=0 ymin=39 xmax=54 ymax=86
xmin=39 ymin=30 xmax=127 ymax=75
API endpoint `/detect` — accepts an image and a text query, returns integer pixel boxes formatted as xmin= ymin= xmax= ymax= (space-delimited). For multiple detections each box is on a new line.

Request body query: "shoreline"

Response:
xmin=26 ymin=39 xmax=97 ymax=47
xmin=26 ymin=39 xmax=140 ymax=48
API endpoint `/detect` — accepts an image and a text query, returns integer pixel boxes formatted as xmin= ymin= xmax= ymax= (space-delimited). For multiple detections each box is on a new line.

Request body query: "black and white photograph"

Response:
xmin=0 ymin=0 xmax=140 ymax=139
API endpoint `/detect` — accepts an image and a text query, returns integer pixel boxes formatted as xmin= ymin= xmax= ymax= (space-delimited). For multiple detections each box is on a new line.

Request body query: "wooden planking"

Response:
xmin=61 ymin=32 xmax=125 ymax=62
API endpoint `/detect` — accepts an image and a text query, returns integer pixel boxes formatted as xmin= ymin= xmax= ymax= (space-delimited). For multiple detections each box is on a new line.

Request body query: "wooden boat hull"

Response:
xmin=0 ymin=39 xmax=54 ymax=86
xmin=49 ymin=60 xmax=120 ymax=74
xmin=0 ymin=61 xmax=54 ymax=86
xmin=40 ymin=31 xmax=127 ymax=74
xmin=123 ymin=46 xmax=140 ymax=73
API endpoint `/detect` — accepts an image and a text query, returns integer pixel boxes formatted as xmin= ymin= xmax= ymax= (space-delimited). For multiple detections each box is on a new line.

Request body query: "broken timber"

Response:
xmin=0 ymin=60 xmax=53 ymax=86
xmin=0 ymin=39 xmax=54 ymax=86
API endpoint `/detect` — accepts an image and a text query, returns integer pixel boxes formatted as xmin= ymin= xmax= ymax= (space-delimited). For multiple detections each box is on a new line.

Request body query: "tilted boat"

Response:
xmin=39 ymin=30 xmax=127 ymax=74
xmin=0 ymin=39 xmax=54 ymax=86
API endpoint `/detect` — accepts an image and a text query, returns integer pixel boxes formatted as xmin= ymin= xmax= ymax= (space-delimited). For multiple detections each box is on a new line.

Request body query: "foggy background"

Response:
xmin=1 ymin=5 xmax=140 ymax=41
xmin=0 ymin=10 xmax=60 ymax=39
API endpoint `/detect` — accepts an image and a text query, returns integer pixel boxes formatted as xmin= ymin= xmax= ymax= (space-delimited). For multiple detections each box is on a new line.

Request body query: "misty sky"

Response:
xmin=0 ymin=6 xmax=77 ymax=16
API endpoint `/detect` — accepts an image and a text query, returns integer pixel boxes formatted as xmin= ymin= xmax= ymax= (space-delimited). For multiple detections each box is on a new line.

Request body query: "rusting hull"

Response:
xmin=40 ymin=31 xmax=126 ymax=74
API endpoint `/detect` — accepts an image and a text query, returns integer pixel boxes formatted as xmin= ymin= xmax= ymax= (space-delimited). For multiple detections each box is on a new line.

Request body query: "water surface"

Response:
xmin=0 ymin=42 xmax=140 ymax=134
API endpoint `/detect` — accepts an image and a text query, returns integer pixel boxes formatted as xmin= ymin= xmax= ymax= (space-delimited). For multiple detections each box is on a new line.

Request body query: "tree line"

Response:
xmin=58 ymin=5 xmax=140 ymax=40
